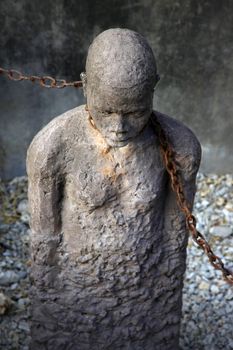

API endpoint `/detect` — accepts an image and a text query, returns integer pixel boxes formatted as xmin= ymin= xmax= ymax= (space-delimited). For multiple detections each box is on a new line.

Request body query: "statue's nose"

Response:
xmin=112 ymin=114 xmax=127 ymax=134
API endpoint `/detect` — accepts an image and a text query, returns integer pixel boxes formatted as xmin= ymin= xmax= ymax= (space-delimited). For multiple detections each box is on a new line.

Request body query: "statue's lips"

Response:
xmin=108 ymin=136 xmax=131 ymax=143
xmin=107 ymin=132 xmax=131 ymax=142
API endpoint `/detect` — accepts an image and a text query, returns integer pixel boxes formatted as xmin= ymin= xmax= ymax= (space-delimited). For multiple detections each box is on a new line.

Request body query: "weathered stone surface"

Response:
xmin=0 ymin=271 xmax=21 ymax=285
xmin=27 ymin=29 xmax=201 ymax=349
xmin=209 ymin=225 xmax=232 ymax=238
xmin=0 ymin=292 xmax=13 ymax=315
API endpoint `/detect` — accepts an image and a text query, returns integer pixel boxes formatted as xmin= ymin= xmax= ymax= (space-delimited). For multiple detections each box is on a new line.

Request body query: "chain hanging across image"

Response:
xmin=0 ymin=67 xmax=83 ymax=89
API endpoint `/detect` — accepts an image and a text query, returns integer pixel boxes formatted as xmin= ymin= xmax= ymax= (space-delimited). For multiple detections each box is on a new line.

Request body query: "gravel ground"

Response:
xmin=0 ymin=174 xmax=232 ymax=350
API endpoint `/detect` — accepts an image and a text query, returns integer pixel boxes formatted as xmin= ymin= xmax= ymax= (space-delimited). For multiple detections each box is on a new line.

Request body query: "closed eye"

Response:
xmin=96 ymin=109 xmax=148 ymax=118
xmin=126 ymin=110 xmax=147 ymax=118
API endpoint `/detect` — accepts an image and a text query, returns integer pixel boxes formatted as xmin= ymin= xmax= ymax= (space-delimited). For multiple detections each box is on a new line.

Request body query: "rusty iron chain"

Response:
xmin=0 ymin=67 xmax=83 ymax=89
xmin=151 ymin=113 xmax=233 ymax=285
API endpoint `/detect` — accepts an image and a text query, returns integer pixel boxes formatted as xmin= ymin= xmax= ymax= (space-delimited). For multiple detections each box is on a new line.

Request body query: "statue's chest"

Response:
xmin=66 ymin=144 xmax=166 ymax=212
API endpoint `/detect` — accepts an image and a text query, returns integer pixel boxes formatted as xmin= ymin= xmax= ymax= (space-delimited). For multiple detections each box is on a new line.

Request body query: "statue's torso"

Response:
xmin=28 ymin=106 xmax=201 ymax=350
xmin=50 ymin=119 xmax=181 ymax=349
xmin=62 ymin=119 xmax=167 ymax=256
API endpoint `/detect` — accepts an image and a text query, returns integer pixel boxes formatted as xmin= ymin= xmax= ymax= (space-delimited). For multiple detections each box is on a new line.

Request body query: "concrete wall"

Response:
xmin=0 ymin=0 xmax=233 ymax=179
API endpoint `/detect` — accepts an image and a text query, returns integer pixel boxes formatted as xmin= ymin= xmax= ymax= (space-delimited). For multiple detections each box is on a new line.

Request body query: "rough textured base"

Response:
xmin=30 ymin=241 xmax=185 ymax=350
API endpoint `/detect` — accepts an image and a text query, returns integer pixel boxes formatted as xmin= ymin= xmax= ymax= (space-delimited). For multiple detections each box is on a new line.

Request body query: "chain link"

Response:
xmin=151 ymin=113 xmax=233 ymax=285
xmin=0 ymin=67 xmax=83 ymax=89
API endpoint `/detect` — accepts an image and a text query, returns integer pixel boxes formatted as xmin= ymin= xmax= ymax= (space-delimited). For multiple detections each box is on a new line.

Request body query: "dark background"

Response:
xmin=0 ymin=0 xmax=233 ymax=179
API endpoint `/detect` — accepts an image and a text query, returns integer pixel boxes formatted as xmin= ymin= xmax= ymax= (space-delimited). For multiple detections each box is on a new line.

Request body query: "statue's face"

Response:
xmin=87 ymin=86 xmax=153 ymax=147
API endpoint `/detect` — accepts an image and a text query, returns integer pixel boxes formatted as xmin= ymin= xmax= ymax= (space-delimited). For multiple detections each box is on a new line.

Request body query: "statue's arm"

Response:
xmin=163 ymin=146 xmax=201 ymax=228
xmin=155 ymin=111 xmax=202 ymax=211
xmin=162 ymin=118 xmax=202 ymax=259
xmin=175 ymin=136 xmax=202 ymax=210
xmin=26 ymin=126 xmax=64 ymax=268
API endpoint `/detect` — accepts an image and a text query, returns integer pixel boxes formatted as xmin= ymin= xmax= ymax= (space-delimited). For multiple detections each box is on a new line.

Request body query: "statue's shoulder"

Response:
xmin=153 ymin=111 xmax=202 ymax=178
xmin=27 ymin=105 xmax=85 ymax=176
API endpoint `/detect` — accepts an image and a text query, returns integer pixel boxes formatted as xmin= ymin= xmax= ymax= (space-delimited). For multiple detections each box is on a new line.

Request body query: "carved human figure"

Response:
xmin=27 ymin=28 xmax=201 ymax=350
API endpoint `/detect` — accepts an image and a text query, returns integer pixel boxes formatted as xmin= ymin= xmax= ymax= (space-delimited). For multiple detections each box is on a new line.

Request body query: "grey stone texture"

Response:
xmin=0 ymin=0 xmax=232 ymax=179
xmin=27 ymin=29 xmax=201 ymax=349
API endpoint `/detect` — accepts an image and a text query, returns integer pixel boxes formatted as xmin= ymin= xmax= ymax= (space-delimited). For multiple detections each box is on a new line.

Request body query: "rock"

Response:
xmin=210 ymin=285 xmax=219 ymax=294
xmin=0 ymin=261 xmax=7 ymax=267
xmin=17 ymin=200 xmax=30 ymax=224
xmin=215 ymin=197 xmax=226 ymax=207
xmin=0 ymin=270 xmax=20 ymax=285
xmin=21 ymin=213 xmax=30 ymax=224
xmin=225 ymin=290 xmax=233 ymax=301
xmin=222 ymin=209 xmax=233 ymax=224
xmin=17 ymin=199 xmax=29 ymax=215
xmin=199 ymin=281 xmax=210 ymax=290
xmin=18 ymin=298 xmax=30 ymax=308
xmin=225 ymin=203 xmax=233 ymax=212
xmin=0 ymin=224 xmax=10 ymax=234
xmin=10 ymin=283 xmax=19 ymax=290
xmin=18 ymin=271 xmax=27 ymax=279
xmin=11 ymin=321 xmax=17 ymax=330
xmin=18 ymin=320 xmax=30 ymax=332
xmin=209 ymin=225 xmax=232 ymax=238
xmin=0 ymin=292 xmax=13 ymax=314
xmin=201 ymin=199 xmax=210 ymax=208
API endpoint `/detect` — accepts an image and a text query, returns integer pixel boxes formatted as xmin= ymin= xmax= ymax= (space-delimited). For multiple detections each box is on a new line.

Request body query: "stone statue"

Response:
xmin=27 ymin=28 xmax=201 ymax=350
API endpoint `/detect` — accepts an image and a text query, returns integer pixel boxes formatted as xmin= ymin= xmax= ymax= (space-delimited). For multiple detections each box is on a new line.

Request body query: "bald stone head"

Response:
xmin=83 ymin=28 xmax=159 ymax=148
xmin=86 ymin=28 xmax=158 ymax=90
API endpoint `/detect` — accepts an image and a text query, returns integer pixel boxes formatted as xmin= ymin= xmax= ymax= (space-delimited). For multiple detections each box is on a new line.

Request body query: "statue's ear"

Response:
xmin=80 ymin=72 xmax=87 ymax=97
